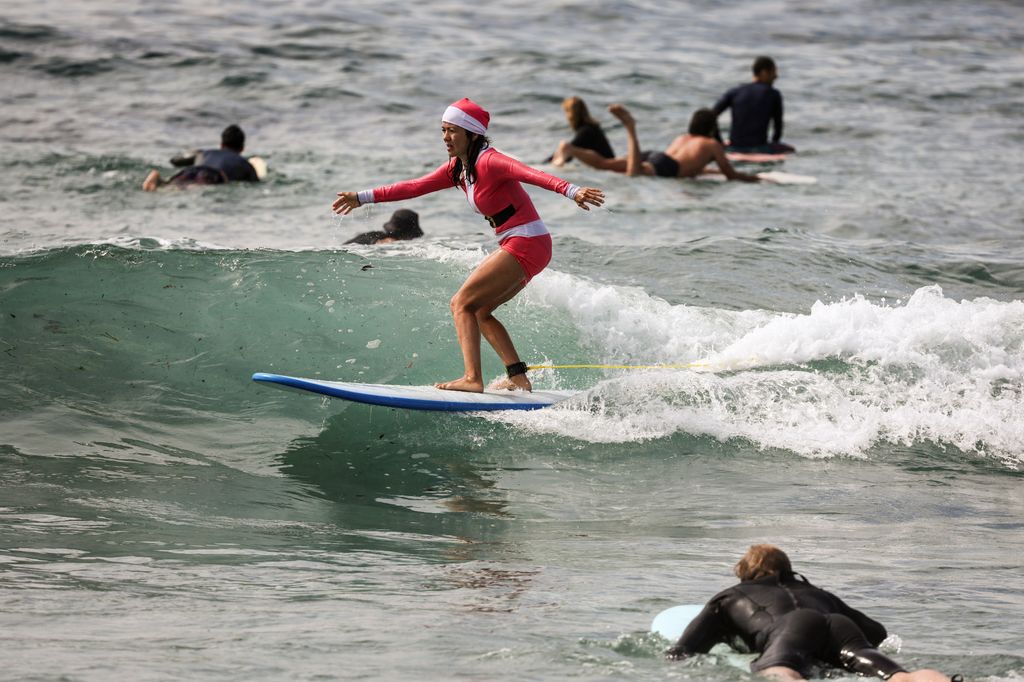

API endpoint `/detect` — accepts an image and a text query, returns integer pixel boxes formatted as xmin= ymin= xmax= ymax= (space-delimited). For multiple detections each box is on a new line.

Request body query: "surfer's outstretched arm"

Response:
xmin=333 ymin=164 xmax=456 ymax=215
xmin=483 ymin=152 xmax=605 ymax=211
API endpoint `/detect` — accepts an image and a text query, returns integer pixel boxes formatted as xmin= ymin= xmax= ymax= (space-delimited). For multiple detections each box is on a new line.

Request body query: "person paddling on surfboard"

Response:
xmin=667 ymin=544 xmax=957 ymax=682
xmin=142 ymin=124 xmax=263 ymax=190
xmin=332 ymin=98 xmax=605 ymax=393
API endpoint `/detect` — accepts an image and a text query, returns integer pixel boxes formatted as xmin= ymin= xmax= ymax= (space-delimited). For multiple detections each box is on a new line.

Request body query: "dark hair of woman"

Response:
xmin=448 ymin=132 xmax=491 ymax=187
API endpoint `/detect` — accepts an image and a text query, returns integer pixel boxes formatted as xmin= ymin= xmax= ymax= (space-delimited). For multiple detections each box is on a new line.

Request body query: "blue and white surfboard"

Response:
xmin=252 ymin=373 xmax=578 ymax=412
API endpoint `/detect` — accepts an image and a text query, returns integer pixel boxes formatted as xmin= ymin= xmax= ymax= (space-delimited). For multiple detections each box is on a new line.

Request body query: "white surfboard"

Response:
xmin=757 ymin=170 xmax=817 ymax=185
xmin=726 ymin=151 xmax=788 ymax=163
xmin=652 ymin=604 xmax=704 ymax=641
xmin=652 ymin=604 xmax=753 ymax=670
xmin=697 ymin=171 xmax=817 ymax=185
xmin=252 ymin=373 xmax=578 ymax=412
xmin=248 ymin=156 xmax=268 ymax=180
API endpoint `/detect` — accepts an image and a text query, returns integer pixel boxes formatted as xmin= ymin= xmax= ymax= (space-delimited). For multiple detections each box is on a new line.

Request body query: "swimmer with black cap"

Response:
xmin=344 ymin=209 xmax=424 ymax=245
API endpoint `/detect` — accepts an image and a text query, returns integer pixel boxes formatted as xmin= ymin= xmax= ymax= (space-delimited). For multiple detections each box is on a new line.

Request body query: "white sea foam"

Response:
xmin=496 ymin=277 xmax=1024 ymax=464
xmin=525 ymin=268 xmax=776 ymax=366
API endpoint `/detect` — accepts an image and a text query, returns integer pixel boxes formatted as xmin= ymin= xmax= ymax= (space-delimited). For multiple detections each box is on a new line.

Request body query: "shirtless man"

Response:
xmin=562 ymin=104 xmax=759 ymax=182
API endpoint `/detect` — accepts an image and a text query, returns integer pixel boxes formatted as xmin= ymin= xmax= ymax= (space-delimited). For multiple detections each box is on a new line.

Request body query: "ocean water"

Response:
xmin=1 ymin=1 xmax=1023 ymax=680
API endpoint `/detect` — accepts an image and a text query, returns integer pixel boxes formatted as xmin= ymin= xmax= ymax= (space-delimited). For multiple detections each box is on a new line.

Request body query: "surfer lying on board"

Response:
xmin=667 ymin=544 xmax=957 ymax=682
xmin=559 ymin=103 xmax=760 ymax=181
xmin=142 ymin=124 xmax=261 ymax=190
xmin=332 ymin=98 xmax=605 ymax=393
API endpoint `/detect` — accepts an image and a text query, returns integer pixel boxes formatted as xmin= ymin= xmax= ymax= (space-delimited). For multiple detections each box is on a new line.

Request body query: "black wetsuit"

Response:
xmin=169 ymin=148 xmax=259 ymax=185
xmin=713 ymin=81 xmax=784 ymax=150
xmin=570 ymin=124 xmax=615 ymax=159
xmin=668 ymin=573 xmax=908 ymax=679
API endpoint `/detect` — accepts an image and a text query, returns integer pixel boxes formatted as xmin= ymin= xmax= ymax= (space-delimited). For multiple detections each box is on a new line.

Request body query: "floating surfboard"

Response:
xmin=726 ymin=152 xmax=788 ymax=163
xmin=698 ymin=170 xmax=817 ymax=185
xmin=757 ymin=170 xmax=817 ymax=185
xmin=652 ymin=604 xmax=753 ymax=670
xmin=248 ymin=156 xmax=268 ymax=180
xmin=251 ymin=373 xmax=578 ymax=411
xmin=652 ymin=604 xmax=704 ymax=641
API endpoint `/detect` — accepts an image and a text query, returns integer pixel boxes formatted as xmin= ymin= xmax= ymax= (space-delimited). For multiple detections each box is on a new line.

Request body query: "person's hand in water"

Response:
xmin=332 ymin=192 xmax=361 ymax=215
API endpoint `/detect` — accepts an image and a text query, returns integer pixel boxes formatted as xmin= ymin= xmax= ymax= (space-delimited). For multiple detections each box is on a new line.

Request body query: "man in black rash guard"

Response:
xmin=667 ymin=545 xmax=956 ymax=682
xmin=713 ymin=56 xmax=795 ymax=153
xmin=142 ymin=124 xmax=259 ymax=190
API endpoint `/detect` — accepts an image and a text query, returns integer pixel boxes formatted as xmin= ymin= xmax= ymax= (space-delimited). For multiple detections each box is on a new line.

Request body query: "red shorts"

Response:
xmin=500 ymin=234 xmax=552 ymax=283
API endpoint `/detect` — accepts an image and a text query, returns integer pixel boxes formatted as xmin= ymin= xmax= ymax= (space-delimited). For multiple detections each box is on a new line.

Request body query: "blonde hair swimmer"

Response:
xmin=667 ymin=544 xmax=958 ymax=682
xmin=332 ymin=98 xmax=604 ymax=394
xmin=548 ymin=96 xmax=616 ymax=167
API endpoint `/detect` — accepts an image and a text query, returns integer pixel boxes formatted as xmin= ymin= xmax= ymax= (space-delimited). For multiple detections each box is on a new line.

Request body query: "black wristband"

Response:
xmin=505 ymin=361 xmax=528 ymax=378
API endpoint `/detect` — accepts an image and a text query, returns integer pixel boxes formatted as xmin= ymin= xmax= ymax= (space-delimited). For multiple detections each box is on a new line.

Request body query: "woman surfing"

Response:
xmin=332 ymin=98 xmax=605 ymax=393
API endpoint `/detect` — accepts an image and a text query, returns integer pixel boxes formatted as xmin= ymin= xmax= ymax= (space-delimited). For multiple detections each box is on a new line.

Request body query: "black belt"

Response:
xmin=485 ymin=204 xmax=516 ymax=229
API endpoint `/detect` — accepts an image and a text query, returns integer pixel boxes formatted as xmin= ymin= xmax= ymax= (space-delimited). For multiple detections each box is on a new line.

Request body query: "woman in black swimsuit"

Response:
xmin=668 ymin=545 xmax=956 ymax=682
xmin=549 ymin=96 xmax=616 ymax=167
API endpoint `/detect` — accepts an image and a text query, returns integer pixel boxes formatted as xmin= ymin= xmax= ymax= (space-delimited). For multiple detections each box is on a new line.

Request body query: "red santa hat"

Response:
xmin=441 ymin=98 xmax=489 ymax=136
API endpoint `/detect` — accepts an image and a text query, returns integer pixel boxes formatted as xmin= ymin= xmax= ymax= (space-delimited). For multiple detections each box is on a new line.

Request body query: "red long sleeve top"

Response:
xmin=358 ymin=147 xmax=580 ymax=241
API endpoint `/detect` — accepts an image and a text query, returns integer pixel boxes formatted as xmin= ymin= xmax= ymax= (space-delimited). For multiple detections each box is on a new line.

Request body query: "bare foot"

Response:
xmin=434 ymin=377 xmax=484 ymax=393
xmin=607 ymin=103 xmax=636 ymax=130
xmin=758 ymin=666 xmax=806 ymax=681
xmin=142 ymin=170 xmax=161 ymax=191
xmin=550 ymin=141 xmax=572 ymax=166
xmin=487 ymin=374 xmax=532 ymax=392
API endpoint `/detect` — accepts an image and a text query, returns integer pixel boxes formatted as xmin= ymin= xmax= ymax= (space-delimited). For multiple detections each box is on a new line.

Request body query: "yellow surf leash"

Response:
xmin=527 ymin=361 xmax=710 ymax=371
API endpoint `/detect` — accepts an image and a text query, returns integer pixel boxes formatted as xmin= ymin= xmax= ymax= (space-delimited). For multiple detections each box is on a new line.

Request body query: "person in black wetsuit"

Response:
xmin=344 ymin=208 xmax=423 ymax=245
xmin=713 ymin=56 xmax=796 ymax=154
xmin=142 ymin=124 xmax=260 ymax=190
xmin=667 ymin=545 xmax=955 ymax=682
xmin=548 ymin=96 xmax=616 ymax=168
